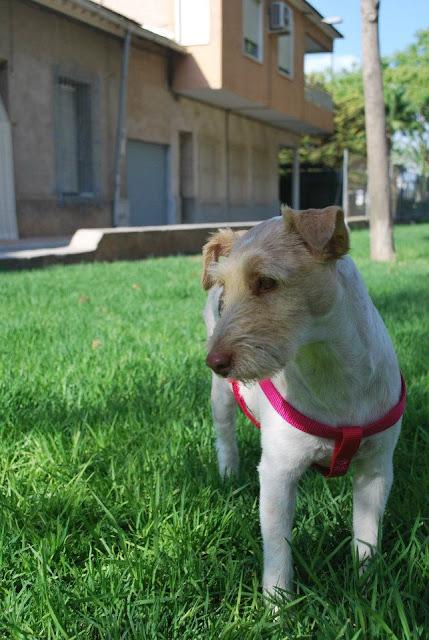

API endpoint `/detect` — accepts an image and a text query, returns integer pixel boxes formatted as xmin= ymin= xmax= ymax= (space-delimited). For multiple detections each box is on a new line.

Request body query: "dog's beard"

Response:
xmin=225 ymin=341 xmax=288 ymax=383
xmin=209 ymin=303 xmax=301 ymax=382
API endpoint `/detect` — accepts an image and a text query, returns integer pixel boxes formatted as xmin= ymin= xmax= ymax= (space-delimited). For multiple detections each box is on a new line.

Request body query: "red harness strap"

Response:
xmin=230 ymin=376 xmax=406 ymax=478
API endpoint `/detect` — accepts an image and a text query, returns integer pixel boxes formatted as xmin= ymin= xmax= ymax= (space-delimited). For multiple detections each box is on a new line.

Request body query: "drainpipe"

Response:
xmin=113 ymin=29 xmax=131 ymax=227
xmin=292 ymin=148 xmax=300 ymax=209
xmin=225 ymin=109 xmax=230 ymax=216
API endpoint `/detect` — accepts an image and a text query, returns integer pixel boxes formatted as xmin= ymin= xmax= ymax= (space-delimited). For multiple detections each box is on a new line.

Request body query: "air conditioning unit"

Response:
xmin=269 ymin=2 xmax=292 ymax=33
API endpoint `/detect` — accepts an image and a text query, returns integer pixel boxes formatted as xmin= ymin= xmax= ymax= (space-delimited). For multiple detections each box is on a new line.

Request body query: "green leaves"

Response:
xmin=299 ymin=29 xmax=429 ymax=171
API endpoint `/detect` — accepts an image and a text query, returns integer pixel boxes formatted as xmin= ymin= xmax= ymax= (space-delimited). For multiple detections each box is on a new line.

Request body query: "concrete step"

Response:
xmin=0 ymin=217 xmax=369 ymax=271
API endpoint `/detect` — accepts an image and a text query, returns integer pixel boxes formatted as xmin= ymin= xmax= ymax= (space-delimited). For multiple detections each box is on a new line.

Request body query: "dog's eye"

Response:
xmin=218 ymin=291 xmax=224 ymax=315
xmin=256 ymin=277 xmax=277 ymax=293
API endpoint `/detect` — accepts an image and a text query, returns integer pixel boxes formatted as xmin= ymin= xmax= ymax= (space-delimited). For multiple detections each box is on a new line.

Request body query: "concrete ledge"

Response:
xmin=94 ymin=222 xmax=256 ymax=261
xmin=0 ymin=222 xmax=257 ymax=270
xmin=0 ymin=217 xmax=369 ymax=271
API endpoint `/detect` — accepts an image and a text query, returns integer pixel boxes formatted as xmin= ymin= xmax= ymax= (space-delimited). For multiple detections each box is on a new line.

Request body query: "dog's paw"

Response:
xmin=218 ymin=460 xmax=239 ymax=479
xmin=217 ymin=448 xmax=239 ymax=478
xmin=263 ymin=577 xmax=293 ymax=598
xmin=353 ymin=538 xmax=376 ymax=575
xmin=263 ymin=583 xmax=294 ymax=615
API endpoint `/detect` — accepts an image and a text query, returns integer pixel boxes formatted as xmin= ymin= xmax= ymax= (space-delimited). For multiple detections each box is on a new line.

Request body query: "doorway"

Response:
xmin=126 ymin=140 xmax=169 ymax=226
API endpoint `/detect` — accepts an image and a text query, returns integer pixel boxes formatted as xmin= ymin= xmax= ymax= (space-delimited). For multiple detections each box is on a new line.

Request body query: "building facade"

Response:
xmin=0 ymin=0 xmax=340 ymax=238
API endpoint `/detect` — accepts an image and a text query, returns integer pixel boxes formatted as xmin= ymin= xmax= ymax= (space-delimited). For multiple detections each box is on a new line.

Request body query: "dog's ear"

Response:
xmin=201 ymin=229 xmax=242 ymax=290
xmin=282 ymin=205 xmax=349 ymax=260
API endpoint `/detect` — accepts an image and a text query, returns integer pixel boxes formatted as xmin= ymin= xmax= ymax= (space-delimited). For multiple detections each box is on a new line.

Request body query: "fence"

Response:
xmin=279 ymin=151 xmax=429 ymax=221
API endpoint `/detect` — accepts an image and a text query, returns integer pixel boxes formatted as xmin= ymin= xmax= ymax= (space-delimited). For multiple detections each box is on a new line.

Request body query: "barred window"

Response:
xmin=56 ymin=77 xmax=93 ymax=198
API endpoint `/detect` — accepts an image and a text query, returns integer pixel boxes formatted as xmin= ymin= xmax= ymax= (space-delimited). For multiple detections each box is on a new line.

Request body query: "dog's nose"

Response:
xmin=206 ymin=350 xmax=233 ymax=377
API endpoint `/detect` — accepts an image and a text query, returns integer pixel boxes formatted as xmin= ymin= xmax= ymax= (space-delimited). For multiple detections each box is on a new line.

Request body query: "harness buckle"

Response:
xmin=322 ymin=426 xmax=363 ymax=478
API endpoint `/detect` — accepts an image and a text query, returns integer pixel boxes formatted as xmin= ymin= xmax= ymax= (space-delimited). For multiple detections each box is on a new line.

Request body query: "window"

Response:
xmin=277 ymin=13 xmax=294 ymax=77
xmin=243 ymin=0 xmax=263 ymax=62
xmin=55 ymin=77 xmax=93 ymax=198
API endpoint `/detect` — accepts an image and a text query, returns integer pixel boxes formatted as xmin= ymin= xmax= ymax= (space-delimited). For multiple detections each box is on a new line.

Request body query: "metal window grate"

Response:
xmin=56 ymin=77 xmax=93 ymax=198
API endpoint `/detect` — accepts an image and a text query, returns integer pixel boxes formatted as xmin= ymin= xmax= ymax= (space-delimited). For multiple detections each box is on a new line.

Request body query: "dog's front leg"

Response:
xmin=211 ymin=373 xmax=238 ymax=477
xmin=352 ymin=434 xmax=399 ymax=569
xmin=259 ymin=454 xmax=300 ymax=597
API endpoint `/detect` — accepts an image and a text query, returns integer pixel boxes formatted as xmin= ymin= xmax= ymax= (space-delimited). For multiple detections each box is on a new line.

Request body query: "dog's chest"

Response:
xmin=234 ymin=380 xmax=388 ymax=468
xmin=235 ymin=381 xmax=262 ymax=424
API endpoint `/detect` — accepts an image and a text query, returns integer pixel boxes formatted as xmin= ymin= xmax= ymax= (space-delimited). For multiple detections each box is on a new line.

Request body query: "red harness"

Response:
xmin=230 ymin=376 xmax=406 ymax=478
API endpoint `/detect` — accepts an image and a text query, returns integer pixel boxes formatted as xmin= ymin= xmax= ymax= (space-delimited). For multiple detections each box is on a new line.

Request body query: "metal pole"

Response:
xmin=342 ymin=147 xmax=349 ymax=220
xmin=292 ymin=148 xmax=300 ymax=209
xmin=113 ymin=29 xmax=131 ymax=227
xmin=225 ymin=110 xmax=230 ymax=216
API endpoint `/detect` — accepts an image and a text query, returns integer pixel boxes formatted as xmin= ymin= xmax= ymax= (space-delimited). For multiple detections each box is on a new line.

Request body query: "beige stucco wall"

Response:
xmin=127 ymin=43 xmax=297 ymax=223
xmin=1 ymin=0 xmax=121 ymax=236
xmin=92 ymin=0 xmax=176 ymax=37
xmin=2 ymin=0 xmax=300 ymax=237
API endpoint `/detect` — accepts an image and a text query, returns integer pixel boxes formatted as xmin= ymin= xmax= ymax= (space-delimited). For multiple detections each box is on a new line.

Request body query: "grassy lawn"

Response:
xmin=0 ymin=224 xmax=428 ymax=639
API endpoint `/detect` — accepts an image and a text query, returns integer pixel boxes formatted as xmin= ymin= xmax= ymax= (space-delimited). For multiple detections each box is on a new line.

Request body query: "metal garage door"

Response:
xmin=0 ymin=96 xmax=18 ymax=239
xmin=126 ymin=140 xmax=169 ymax=226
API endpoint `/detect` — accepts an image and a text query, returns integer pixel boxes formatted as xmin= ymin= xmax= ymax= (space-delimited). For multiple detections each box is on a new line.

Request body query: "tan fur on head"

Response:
xmin=201 ymin=228 xmax=245 ymax=290
xmin=205 ymin=213 xmax=343 ymax=381
xmin=282 ymin=205 xmax=349 ymax=260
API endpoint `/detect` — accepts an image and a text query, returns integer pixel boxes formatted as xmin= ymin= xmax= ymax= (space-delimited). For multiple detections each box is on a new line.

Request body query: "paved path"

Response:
xmin=0 ymin=237 xmax=70 ymax=256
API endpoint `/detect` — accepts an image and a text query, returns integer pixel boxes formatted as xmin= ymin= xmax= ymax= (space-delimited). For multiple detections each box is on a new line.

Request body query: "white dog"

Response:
xmin=202 ymin=206 xmax=405 ymax=597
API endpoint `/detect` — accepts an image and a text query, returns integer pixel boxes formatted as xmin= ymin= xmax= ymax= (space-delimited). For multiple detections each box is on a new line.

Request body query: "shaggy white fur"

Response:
xmin=203 ymin=207 xmax=402 ymax=598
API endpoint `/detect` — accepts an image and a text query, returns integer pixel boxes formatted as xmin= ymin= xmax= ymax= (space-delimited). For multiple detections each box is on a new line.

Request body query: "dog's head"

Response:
xmin=202 ymin=206 xmax=349 ymax=382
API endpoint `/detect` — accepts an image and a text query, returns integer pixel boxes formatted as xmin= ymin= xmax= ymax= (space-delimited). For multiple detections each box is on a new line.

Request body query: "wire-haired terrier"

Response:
xmin=202 ymin=206 xmax=405 ymax=598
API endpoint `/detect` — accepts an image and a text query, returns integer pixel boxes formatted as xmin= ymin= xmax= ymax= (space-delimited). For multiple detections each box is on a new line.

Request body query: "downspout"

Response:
xmin=225 ymin=109 xmax=230 ymax=216
xmin=113 ymin=29 xmax=131 ymax=227
xmin=292 ymin=148 xmax=300 ymax=209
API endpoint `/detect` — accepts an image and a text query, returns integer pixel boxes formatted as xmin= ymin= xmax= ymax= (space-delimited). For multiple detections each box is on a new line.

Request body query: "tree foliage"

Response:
xmin=299 ymin=69 xmax=366 ymax=168
xmin=386 ymin=29 xmax=429 ymax=183
xmin=287 ymin=29 xmax=429 ymax=172
xmin=388 ymin=29 xmax=429 ymax=131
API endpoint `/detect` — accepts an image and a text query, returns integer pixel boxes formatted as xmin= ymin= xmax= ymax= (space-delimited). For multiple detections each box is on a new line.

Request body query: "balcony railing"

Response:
xmin=305 ymin=85 xmax=333 ymax=112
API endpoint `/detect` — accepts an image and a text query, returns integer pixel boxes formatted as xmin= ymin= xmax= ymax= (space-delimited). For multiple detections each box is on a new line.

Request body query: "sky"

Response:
xmin=305 ymin=0 xmax=429 ymax=74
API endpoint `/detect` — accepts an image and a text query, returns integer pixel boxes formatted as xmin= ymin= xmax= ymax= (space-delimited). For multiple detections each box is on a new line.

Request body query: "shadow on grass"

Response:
xmin=1 ymin=275 xmax=427 ymax=614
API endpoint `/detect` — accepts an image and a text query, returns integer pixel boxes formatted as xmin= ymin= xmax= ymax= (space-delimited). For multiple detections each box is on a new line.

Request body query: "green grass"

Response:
xmin=0 ymin=224 xmax=428 ymax=639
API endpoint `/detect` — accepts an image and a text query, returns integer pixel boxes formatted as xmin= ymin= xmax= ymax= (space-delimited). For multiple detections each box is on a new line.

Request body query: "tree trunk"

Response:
xmin=361 ymin=0 xmax=395 ymax=261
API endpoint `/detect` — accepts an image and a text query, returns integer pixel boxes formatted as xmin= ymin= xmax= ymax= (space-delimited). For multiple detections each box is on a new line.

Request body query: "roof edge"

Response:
xmin=289 ymin=0 xmax=343 ymax=39
xmin=31 ymin=0 xmax=187 ymax=52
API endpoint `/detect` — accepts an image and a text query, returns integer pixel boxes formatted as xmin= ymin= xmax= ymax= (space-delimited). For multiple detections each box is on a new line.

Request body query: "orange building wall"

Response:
xmin=222 ymin=0 xmax=333 ymax=123
xmin=173 ymin=0 xmax=223 ymax=90
xmin=174 ymin=0 xmax=334 ymax=132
